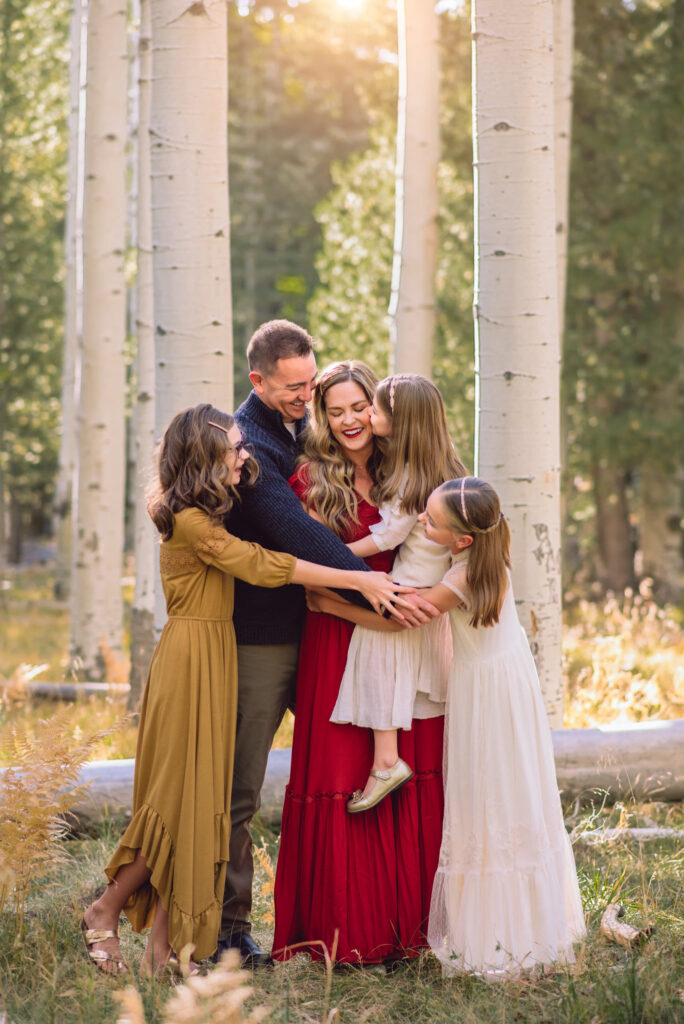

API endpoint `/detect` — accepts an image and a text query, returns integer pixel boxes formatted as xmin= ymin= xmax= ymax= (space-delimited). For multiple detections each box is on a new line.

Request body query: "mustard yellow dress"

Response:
xmin=105 ymin=507 xmax=295 ymax=961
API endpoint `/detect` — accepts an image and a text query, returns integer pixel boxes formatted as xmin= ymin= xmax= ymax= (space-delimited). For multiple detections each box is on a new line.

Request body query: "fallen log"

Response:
xmin=42 ymin=719 xmax=684 ymax=829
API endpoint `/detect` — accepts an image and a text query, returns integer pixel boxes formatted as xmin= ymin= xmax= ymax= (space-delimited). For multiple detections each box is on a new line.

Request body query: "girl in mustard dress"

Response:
xmin=80 ymin=403 xmax=409 ymax=977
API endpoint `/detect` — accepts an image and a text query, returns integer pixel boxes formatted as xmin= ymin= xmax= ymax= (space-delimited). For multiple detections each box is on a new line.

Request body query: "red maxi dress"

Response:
xmin=272 ymin=467 xmax=445 ymax=964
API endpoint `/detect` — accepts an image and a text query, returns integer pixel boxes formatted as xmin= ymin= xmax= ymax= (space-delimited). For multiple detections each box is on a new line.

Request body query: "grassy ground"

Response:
xmin=2 ymin=565 xmax=683 ymax=1021
xmin=0 ymin=808 xmax=683 ymax=1024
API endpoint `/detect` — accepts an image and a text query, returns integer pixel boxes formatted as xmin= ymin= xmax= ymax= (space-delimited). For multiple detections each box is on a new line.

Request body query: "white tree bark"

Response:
xmin=638 ymin=464 xmax=684 ymax=603
xmin=389 ymin=0 xmax=439 ymax=376
xmin=128 ymin=0 xmax=156 ymax=708
xmin=472 ymin=0 xmax=563 ymax=724
xmin=55 ymin=0 xmax=87 ymax=601
xmin=70 ymin=0 xmax=128 ymax=677
xmin=553 ymin=0 xmax=573 ymax=337
xmin=150 ymin=0 xmax=233 ymax=432
xmin=150 ymin=0 xmax=233 ymax=632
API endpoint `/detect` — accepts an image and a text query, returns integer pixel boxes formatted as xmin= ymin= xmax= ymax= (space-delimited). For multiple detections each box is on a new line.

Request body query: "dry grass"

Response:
xmin=3 ymin=809 xmax=682 ymax=1024
xmin=563 ymin=581 xmax=684 ymax=728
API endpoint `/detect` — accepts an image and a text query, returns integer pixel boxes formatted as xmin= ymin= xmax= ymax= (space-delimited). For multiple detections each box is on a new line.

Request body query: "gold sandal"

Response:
xmin=80 ymin=917 xmax=130 ymax=976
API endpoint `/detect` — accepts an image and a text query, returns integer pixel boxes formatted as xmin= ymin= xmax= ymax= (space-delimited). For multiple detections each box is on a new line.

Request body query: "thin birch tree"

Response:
xmin=150 ymin=0 xmax=233 ymax=433
xmin=389 ymin=0 xmax=439 ymax=376
xmin=472 ymin=0 xmax=563 ymax=724
xmin=55 ymin=0 xmax=86 ymax=601
xmin=70 ymin=0 xmax=128 ymax=677
xmin=150 ymin=0 xmax=233 ymax=628
xmin=128 ymin=0 xmax=156 ymax=709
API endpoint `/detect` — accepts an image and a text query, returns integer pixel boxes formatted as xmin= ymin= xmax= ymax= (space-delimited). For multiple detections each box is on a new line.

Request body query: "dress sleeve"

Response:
xmin=185 ymin=511 xmax=296 ymax=588
xmin=367 ymin=500 xmax=418 ymax=551
xmin=441 ymin=561 xmax=470 ymax=609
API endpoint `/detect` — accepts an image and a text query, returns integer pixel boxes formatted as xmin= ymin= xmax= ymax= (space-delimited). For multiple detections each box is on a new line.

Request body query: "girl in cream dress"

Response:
xmin=419 ymin=477 xmax=586 ymax=979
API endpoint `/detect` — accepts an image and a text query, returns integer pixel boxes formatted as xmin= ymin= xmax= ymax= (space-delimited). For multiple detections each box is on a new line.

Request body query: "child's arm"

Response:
xmin=347 ymin=501 xmax=418 ymax=557
xmin=306 ymin=589 xmax=405 ymax=631
xmin=347 ymin=535 xmax=382 ymax=557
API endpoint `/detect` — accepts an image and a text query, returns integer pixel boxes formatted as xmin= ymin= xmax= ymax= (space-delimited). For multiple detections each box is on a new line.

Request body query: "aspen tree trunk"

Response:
xmin=472 ymin=0 xmax=564 ymax=724
xmin=554 ymin=0 xmax=574 ymax=582
xmin=389 ymin=0 xmax=439 ymax=376
xmin=128 ymin=0 xmax=156 ymax=710
xmin=638 ymin=464 xmax=684 ymax=603
xmin=593 ymin=463 xmax=634 ymax=592
xmin=70 ymin=0 xmax=128 ymax=678
xmin=150 ymin=0 xmax=233 ymax=630
xmin=553 ymin=0 xmax=573 ymax=338
xmin=55 ymin=0 xmax=86 ymax=601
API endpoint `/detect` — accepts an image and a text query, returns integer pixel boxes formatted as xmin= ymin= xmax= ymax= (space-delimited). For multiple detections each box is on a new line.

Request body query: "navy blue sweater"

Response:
xmin=229 ymin=391 xmax=370 ymax=645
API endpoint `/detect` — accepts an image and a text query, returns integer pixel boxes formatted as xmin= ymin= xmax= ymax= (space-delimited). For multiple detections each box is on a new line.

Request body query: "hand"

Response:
xmin=388 ymin=591 xmax=441 ymax=628
xmin=356 ymin=571 xmax=415 ymax=618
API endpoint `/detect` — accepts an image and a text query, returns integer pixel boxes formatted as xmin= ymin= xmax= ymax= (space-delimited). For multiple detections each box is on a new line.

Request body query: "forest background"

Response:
xmin=1 ymin=0 xmax=682 ymax=604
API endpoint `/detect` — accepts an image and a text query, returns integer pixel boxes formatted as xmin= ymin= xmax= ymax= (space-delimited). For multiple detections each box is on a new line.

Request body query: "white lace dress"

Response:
xmin=330 ymin=498 xmax=452 ymax=730
xmin=428 ymin=555 xmax=586 ymax=979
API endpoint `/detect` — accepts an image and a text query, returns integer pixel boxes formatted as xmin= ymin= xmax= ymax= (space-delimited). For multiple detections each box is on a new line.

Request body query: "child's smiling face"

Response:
xmin=419 ymin=492 xmax=472 ymax=553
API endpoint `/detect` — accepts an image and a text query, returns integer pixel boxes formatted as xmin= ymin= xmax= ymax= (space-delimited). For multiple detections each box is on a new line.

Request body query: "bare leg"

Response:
xmin=141 ymin=901 xmax=172 ymax=976
xmin=82 ymin=851 xmax=151 ymax=975
xmin=361 ymin=729 xmax=400 ymax=797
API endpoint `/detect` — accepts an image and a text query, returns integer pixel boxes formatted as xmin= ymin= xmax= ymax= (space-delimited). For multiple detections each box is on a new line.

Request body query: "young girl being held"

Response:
xmin=417 ymin=477 xmax=586 ymax=978
xmin=79 ymin=404 xmax=411 ymax=978
xmin=327 ymin=374 xmax=466 ymax=812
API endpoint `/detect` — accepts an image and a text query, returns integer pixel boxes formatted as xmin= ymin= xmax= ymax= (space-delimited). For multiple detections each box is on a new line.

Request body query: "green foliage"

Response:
xmin=228 ymin=0 xmax=396 ymax=402
xmin=309 ymin=8 xmax=475 ymax=461
xmin=564 ymin=0 xmax=684 ymax=554
xmin=0 ymin=0 xmax=69 ymax=544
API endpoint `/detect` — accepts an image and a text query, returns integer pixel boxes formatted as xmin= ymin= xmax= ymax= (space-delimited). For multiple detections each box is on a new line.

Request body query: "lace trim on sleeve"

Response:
xmin=441 ymin=562 xmax=470 ymax=609
xmin=368 ymin=500 xmax=418 ymax=551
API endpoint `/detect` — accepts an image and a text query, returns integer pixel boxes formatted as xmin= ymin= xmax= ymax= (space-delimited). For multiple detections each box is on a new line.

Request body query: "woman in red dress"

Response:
xmin=272 ymin=361 xmax=445 ymax=965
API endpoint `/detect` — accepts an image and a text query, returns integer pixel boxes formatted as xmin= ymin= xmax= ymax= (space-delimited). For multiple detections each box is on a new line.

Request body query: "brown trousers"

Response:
xmin=219 ymin=642 xmax=299 ymax=940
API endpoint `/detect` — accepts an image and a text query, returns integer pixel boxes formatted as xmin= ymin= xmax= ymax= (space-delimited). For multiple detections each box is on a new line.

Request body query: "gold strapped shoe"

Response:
xmin=347 ymin=758 xmax=414 ymax=814
xmin=80 ymin=918 xmax=130 ymax=976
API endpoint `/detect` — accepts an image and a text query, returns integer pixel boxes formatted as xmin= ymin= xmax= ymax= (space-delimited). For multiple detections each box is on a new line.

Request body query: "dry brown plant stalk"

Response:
xmin=0 ymin=706 xmax=116 ymax=929
xmin=114 ymin=950 xmax=268 ymax=1024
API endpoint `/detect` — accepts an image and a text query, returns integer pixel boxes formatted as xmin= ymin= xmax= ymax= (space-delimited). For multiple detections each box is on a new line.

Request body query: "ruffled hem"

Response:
xmin=105 ymin=803 xmax=231 ymax=961
xmin=428 ymin=840 xmax=586 ymax=978
xmin=272 ymin=764 xmax=444 ymax=964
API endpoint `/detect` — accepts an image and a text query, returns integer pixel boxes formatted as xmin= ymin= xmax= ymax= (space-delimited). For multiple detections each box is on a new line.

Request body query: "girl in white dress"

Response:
xmin=417 ymin=476 xmax=586 ymax=978
xmin=328 ymin=375 xmax=466 ymax=812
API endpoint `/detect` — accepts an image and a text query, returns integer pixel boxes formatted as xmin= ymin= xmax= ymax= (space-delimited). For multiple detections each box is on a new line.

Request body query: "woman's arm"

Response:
xmin=290 ymin=561 xmax=414 ymax=616
xmin=306 ymin=590 xmax=405 ymax=631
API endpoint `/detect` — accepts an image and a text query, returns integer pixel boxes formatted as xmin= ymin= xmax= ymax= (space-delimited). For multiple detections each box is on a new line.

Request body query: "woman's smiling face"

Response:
xmin=323 ymin=380 xmax=373 ymax=457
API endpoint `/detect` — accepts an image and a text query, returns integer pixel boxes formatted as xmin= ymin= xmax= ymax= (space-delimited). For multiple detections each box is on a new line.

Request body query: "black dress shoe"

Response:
xmin=216 ymin=932 xmax=273 ymax=969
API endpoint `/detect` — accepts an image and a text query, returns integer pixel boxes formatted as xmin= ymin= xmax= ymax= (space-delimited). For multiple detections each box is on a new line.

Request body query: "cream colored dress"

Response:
xmin=428 ymin=554 xmax=586 ymax=979
xmin=105 ymin=508 xmax=295 ymax=961
xmin=330 ymin=497 xmax=452 ymax=730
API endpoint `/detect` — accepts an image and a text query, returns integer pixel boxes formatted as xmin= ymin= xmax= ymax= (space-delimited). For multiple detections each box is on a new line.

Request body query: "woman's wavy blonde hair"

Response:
xmin=299 ymin=361 xmax=381 ymax=537
xmin=438 ymin=476 xmax=512 ymax=628
xmin=373 ymin=374 xmax=467 ymax=514
xmin=148 ymin=404 xmax=258 ymax=541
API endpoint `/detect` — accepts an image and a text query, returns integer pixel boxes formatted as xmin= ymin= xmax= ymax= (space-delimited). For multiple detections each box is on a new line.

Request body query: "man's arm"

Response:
xmin=235 ymin=451 xmax=373 ymax=608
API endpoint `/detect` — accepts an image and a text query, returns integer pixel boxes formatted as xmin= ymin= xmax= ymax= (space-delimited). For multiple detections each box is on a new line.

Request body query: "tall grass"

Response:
xmin=0 ymin=809 xmax=682 ymax=1024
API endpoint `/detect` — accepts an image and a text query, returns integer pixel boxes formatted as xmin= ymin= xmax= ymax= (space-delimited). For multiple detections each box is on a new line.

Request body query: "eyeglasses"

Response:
xmin=207 ymin=421 xmax=247 ymax=452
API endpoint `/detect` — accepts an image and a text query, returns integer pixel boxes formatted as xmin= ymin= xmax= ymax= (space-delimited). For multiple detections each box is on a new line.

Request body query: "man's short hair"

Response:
xmin=247 ymin=319 xmax=314 ymax=376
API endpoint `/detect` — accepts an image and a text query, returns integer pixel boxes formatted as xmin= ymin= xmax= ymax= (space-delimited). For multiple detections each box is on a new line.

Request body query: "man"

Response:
xmin=218 ymin=319 xmax=435 ymax=966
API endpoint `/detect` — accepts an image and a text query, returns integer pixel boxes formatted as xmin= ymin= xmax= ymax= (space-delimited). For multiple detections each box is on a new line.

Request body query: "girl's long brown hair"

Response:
xmin=148 ymin=404 xmax=258 ymax=541
xmin=438 ymin=477 xmax=511 ymax=628
xmin=372 ymin=375 xmax=467 ymax=514
xmin=299 ymin=361 xmax=381 ymax=537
